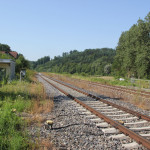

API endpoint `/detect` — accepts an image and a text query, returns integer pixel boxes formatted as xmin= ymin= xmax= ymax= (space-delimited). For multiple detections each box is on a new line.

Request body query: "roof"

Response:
xmin=9 ymin=51 xmax=18 ymax=59
xmin=0 ymin=51 xmax=18 ymax=59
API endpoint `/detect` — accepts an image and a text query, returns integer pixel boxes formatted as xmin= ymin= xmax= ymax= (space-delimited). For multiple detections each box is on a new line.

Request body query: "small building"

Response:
xmin=0 ymin=59 xmax=15 ymax=80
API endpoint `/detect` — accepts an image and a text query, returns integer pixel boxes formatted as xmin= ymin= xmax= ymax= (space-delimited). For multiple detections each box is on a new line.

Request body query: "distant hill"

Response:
xmin=31 ymin=48 xmax=116 ymax=75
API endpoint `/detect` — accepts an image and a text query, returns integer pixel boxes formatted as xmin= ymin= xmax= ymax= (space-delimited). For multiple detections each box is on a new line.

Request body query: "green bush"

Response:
xmin=0 ymin=76 xmax=9 ymax=85
xmin=0 ymin=81 xmax=32 ymax=150
xmin=0 ymin=102 xmax=29 ymax=150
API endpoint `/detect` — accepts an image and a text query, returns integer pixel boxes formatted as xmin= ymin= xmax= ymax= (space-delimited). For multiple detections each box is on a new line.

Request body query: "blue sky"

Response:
xmin=0 ymin=0 xmax=150 ymax=61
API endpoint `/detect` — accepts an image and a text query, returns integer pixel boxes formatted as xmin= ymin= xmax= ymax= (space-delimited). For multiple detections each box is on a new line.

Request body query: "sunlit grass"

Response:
xmin=0 ymin=81 xmax=32 ymax=150
xmin=45 ymin=72 xmax=150 ymax=90
xmin=0 ymin=70 xmax=53 ymax=150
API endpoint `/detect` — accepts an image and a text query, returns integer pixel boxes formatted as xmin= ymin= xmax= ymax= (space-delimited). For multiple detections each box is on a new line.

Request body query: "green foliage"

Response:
xmin=113 ymin=12 xmax=150 ymax=79
xmin=0 ymin=100 xmax=30 ymax=150
xmin=25 ymin=69 xmax=36 ymax=82
xmin=0 ymin=53 xmax=12 ymax=59
xmin=104 ymin=64 xmax=112 ymax=75
xmin=16 ymin=55 xmax=30 ymax=73
xmin=32 ymin=48 xmax=115 ymax=75
xmin=30 ymin=56 xmax=50 ymax=69
xmin=0 ymin=43 xmax=11 ymax=52
xmin=0 ymin=81 xmax=32 ymax=150
xmin=1 ymin=76 xmax=9 ymax=85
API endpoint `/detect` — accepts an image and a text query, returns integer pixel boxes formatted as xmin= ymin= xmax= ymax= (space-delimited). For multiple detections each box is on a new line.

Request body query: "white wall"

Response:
xmin=0 ymin=60 xmax=15 ymax=80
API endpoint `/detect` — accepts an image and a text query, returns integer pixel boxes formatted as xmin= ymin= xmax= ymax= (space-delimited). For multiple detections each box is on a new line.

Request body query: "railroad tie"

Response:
xmin=130 ymin=126 xmax=150 ymax=131
xmin=122 ymin=142 xmax=140 ymax=149
xmin=102 ymin=128 xmax=119 ymax=134
xmin=96 ymin=122 xmax=109 ymax=128
xmin=109 ymin=134 xmax=127 ymax=140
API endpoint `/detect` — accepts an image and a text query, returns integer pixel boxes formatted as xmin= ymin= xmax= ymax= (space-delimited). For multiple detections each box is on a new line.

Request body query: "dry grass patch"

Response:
xmin=96 ymin=76 xmax=115 ymax=81
xmin=39 ymin=138 xmax=55 ymax=150
xmin=25 ymin=77 xmax=54 ymax=149
xmin=32 ymin=138 xmax=55 ymax=150
xmin=27 ymin=81 xmax=54 ymax=124
xmin=128 ymin=94 xmax=150 ymax=110
xmin=31 ymin=99 xmax=54 ymax=114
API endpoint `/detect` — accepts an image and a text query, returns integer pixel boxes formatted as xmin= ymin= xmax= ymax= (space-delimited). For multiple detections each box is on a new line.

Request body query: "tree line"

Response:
xmin=30 ymin=56 xmax=50 ymax=69
xmin=31 ymin=48 xmax=115 ymax=76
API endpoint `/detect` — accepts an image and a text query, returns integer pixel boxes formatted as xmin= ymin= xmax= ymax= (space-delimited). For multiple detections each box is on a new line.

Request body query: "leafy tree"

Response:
xmin=16 ymin=55 xmax=30 ymax=73
xmin=113 ymin=12 xmax=150 ymax=79
xmin=0 ymin=43 xmax=11 ymax=52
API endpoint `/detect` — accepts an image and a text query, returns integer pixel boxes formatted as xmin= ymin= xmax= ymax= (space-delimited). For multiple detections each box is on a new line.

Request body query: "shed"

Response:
xmin=0 ymin=59 xmax=15 ymax=80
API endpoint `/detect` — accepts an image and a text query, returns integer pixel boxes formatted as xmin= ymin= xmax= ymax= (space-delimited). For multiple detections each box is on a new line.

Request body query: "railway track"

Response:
xmin=86 ymin=80 xmax=150 ymax=98
xmin=49 ymin=74 xmax=150 ymax=99
xmin=39 ymin=74 xmax=150 ymax=149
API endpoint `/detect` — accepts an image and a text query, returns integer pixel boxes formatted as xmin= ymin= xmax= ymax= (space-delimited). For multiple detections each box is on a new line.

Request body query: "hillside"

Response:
xmin=31 ymin=48 xmax=115 ymax=75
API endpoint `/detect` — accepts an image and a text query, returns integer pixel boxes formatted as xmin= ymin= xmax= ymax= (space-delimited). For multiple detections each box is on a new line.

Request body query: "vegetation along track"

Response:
xmin=49 ymin=74 xmax=150 ymax=99
xmin=39 ymin=74 xmax=150 ymax=149
xmin=80 ymin=79 xmax=150 ymax=99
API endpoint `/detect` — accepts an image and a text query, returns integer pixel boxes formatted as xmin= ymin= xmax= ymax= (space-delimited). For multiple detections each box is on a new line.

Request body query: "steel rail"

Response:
xmin=49 ymin=73 xmax=150 ymax=98
xmin=90 ymin=82 xmax=150 ymax=98
xmin=43 ymin=74 xmax=150 ymax=122
xmin=40 ymin=75 xmax=150 ymax=149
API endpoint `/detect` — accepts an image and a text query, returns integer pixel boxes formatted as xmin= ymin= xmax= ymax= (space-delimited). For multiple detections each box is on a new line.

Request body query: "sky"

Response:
xmin=0 ymin=0 xmax=150 ymax=61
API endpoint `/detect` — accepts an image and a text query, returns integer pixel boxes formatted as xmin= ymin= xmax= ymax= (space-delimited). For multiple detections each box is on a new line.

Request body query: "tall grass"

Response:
xmin=0 ymin=101 xmax=29 ymax=150
xmin=0 ymin=70 xmax=54 ymax=149
xmin=0 ymin=70 xmax=38 ymax=150
xmin=0 ymin=81 xmax=32 ymax=149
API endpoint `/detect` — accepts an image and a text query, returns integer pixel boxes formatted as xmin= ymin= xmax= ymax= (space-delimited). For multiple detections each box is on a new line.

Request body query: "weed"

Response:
xmin=0 ymin=100 xmax=29 ymax=150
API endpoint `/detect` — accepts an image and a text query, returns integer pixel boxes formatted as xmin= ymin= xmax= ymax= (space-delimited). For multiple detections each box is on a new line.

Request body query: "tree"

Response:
xmin=104 ymin=64 xmax=112 ymax=75
xmin=0 ymin=43 xmax=11 ymax=52
xmin=113 ymin=11 xmax=150 ymax=79
xmin=16 ymin=55 xmax=30 ymax=73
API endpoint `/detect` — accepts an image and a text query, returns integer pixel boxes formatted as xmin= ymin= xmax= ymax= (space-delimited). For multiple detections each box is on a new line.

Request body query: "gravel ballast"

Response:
xmin=33 ymin=75 xmax=149 ymax=150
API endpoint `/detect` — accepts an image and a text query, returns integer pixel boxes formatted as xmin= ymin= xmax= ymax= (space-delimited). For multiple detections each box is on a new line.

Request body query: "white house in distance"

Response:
xmin=0 ymin=59 xmax=15 ymax=80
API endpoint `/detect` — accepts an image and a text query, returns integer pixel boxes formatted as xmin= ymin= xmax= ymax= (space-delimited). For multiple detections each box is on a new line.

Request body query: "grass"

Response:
xmin=46 ymin=72 xmax=150 ymax=90
xmin=0 ymin=70 xmax=54 ymax=150
xmin=0 ymin=81 xmax=32 ymax=150
xmin=0 ymin=102 xmax=29 ymax=150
